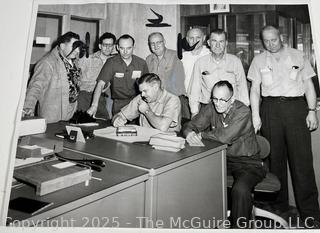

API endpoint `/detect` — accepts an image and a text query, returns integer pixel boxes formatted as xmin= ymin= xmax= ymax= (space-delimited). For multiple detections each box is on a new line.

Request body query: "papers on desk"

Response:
xmin=93 ymin=125 xmax=162 ymax=143
xmin=188 ymin=141 xmax=205 ymax=147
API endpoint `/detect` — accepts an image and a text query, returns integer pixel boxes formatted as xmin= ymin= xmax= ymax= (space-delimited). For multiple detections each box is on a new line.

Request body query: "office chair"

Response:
xmin=227 ymin=135 xmax=289 ymax=228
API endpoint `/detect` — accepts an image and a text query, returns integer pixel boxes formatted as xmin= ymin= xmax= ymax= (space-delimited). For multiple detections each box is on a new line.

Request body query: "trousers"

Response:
xmin=260 ymin=97 xmax=320 ymax=221
xmin=227 ymin=156 xmax=266 ymax=228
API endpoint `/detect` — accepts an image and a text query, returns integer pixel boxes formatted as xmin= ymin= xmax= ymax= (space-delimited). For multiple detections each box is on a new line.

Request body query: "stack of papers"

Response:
xmin=149 ymin=133 xmax=186 ymax=152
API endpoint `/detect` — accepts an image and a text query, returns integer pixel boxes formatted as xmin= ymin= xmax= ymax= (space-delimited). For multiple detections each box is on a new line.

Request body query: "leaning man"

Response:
xmin=112 ymin=73 xmax=181 ymax=132
xmin=23 ymin=31 xmax=81 ymax=123
xmin=183 ymin=80 xmax=266 ymax=228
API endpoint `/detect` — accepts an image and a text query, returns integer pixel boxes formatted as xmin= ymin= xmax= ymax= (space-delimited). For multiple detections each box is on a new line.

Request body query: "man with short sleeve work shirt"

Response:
xmin=248 ymin=25 xmax=320 ymax=227
xmin=112 ymin=73 xmax=181 ymax=132
xmin=87 ymin=34 xmax=148 ymax=116
xmin=187 ymin=29 xmax=249 ymax=118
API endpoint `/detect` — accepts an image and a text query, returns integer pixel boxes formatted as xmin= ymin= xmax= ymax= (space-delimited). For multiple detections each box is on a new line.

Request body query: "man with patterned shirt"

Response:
xmin=23 ymin=31 xmax=81 ymax=123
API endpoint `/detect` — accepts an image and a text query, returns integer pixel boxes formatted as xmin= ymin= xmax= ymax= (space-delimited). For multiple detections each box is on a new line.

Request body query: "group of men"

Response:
xmin=22 ymin=25 xmax=320 ymax=228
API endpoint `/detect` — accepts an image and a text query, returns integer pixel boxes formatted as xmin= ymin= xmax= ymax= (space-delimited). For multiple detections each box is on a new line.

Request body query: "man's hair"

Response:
xmin=148 ymin=32 xmax=164 ymax=42
xmin=117 ymin=34 xmax=135 ymax=46
xmin=99 ymin=32 xmax=116 ymax=44
xmin=260 ymin=25 xmax=280 ymax=40
xmin=212 ymin=80 xmax=234 ymax=97
xmin=209 ymin=29 xmax=228 ymax=40
xmin=57 ymin=31 xmax=80 ymax=46
xmin=137 ymin=73 xmax=161 ymax=87
xmin=187 ymin=27 xmax=204 ymax=37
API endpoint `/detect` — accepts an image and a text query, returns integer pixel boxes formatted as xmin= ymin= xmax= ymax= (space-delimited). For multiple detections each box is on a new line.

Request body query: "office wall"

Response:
xmin=103 ymin=3 xmax=180 ymax=59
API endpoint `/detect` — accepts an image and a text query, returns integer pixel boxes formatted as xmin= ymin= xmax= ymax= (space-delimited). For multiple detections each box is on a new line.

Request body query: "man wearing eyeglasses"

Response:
xmin=87 ymin=34 xmax=148 ymax=117
xmin=146 ymin=32 xmax=186 ymax=96
xmin=78 ymin=32 xmax=117 ymax=119
xmin=187 ymin=29 xmax=250 ymax=118
xmin=183 ymin=80 xmax=266 ymax=228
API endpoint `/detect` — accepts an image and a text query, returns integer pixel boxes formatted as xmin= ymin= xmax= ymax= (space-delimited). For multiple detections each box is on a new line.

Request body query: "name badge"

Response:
xmin=132 ymin=70 xmax=142 ymax=79
xmin=115 ymin=72 xmax=124 ymax=78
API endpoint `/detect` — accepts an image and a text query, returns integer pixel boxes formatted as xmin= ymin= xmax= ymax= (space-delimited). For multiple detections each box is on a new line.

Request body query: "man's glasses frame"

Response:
xmin=212 ymin=95 xmax=232 ymax=104
xmin=149 ymin=41 xmax=164 ymax=47
xmin=101 ymin=43 xmax=114 ymax=48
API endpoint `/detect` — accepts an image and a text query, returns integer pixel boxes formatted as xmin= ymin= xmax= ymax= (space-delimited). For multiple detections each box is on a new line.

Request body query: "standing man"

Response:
xmin=113 ymin=73 xmax=181 ymax=132
xmin=146 ymin=32 xmax=186 ymax=96
xmin=183 ymin=81 xmax=266 ymax=228
xmin=87 ymin=34 xmax=148 ymax=116
xmin=78 ymin=32 xmax=116 ymax=119
xmin=23 ymin=31 xmax=81 ymax=123
xmin=248 ymin=25 xmax=320 ymax=227
xmin=188 ymin=29 xmax=250 ymax=118
xmin=181 ymin=27 xmax=210 ymax=91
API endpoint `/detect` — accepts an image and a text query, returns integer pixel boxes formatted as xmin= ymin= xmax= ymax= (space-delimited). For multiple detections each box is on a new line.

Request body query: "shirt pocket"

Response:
xmin=202 ymin=73 xmax=217 ymax=88
xmin=260 ymin=68 xmax=273 ymax=86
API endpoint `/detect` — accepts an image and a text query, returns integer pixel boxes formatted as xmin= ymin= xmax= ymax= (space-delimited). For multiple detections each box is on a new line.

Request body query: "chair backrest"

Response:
xmin=256 ymin=135 xmax=270 ymax=159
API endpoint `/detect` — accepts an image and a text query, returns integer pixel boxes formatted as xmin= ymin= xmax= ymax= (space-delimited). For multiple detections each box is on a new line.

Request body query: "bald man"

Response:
xmin=248 ymin=25 xmax=320 ymax=228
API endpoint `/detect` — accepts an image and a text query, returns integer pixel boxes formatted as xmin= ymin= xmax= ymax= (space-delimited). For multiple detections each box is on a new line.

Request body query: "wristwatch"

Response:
xmin=308 ymin=108 xmax=317 ymax=112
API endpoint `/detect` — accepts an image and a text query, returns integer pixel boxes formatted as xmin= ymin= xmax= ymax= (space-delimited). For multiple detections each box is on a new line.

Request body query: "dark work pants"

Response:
xmin=260 ymin=97 xmax=320 ymax=221
xmin=112 ymin=98 xmax=132 ymax=116
xmin=227 ymin=156 xmax=266 ymax=228
xmin=77 ymin=90 xmax=109 ymax=119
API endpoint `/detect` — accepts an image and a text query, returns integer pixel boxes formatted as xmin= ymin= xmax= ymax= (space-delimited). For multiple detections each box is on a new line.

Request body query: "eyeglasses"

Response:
xmin=149 ymin=41 xmax=163 ymax=47
xmin=212 ymin=95 xmax=232 ymax=104
xmin=101 ymin=43 xmax=114 ymax=48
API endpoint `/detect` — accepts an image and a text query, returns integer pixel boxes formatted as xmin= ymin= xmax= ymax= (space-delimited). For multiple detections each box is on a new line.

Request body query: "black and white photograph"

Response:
xmin=1 ymin=0 xmax=320 ymax=233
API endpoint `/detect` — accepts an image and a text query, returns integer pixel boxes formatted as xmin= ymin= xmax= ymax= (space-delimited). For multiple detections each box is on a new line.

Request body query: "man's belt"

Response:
xmin=263 ymin=96 xmax=305 ymax=101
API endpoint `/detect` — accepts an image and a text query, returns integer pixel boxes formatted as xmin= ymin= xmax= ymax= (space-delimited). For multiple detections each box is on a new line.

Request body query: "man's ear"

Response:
xmin=207 ymin=39 xmax=210 ymax=47
xmin=98 ymin=44 xmax=102 ymax=50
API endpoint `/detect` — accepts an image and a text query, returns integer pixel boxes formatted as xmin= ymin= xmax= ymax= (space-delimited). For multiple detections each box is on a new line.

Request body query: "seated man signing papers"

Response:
xmin=112 ymin=73 xmax=181 ymax=132
xmin=183 ymin=80 xmax=266 ymax=228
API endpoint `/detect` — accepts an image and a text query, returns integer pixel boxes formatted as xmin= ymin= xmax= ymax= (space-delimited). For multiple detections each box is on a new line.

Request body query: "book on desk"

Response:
xmin=14 ymin=159 xmax=91 ymax=196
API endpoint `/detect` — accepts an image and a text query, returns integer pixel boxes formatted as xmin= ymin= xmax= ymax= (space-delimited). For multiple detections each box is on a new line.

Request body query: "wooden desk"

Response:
xmin=8 ymin=150 xmax=149 ymax=227
xmin=43 ymin=122 xmax=228 ymax=228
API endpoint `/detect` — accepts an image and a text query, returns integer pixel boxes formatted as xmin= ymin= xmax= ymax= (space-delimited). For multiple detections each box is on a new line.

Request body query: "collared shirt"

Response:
xmin=120 ymin=90 xmax=181 ymax=132
xmin=183 ymin=100 xmax=259 ymax=157
xmin=146 ymin=48 xmax=186 ymax=96
xmin=78 ymin=51 xmax=112 ymax=92
xmin=181 ymin=46 xmax=210 ymax=91
xmin=247 ymin=47 xmax=315 ymax=97
xmin=187 ymin=53 xmax=250 ymax=115
xmin=97 ymin=54 xmax=149 ymax=100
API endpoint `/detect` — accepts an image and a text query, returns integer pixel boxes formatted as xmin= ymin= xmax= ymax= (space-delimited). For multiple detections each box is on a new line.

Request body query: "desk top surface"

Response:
xmin=44 ymin=121 xmax=226 ymax=171
xmin=8 ymin=149 xmax=148 ymax=222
